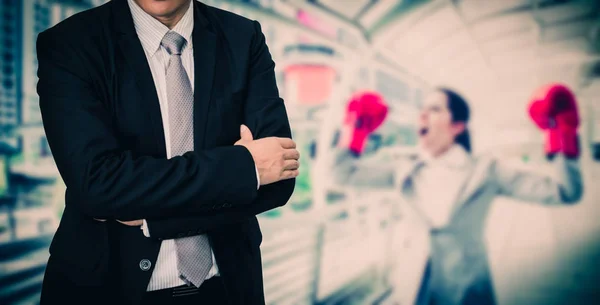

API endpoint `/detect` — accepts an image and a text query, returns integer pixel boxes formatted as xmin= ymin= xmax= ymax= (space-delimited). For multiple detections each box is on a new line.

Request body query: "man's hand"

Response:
xmin=235 ymin=125 xmax=300 ymax=186
xmin=118 ymin=220 xmax=143 ymax=226
xmin=93 ymin=218 xmax=143 ymax=226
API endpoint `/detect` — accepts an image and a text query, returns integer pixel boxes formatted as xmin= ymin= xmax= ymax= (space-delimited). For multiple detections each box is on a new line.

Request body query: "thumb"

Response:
xmin=240 ymin=124 xmax=254 ymax=141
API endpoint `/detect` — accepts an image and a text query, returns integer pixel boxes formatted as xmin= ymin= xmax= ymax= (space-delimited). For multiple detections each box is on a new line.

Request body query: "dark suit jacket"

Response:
xmin=36 ymin=1 xmax=295 ymax=304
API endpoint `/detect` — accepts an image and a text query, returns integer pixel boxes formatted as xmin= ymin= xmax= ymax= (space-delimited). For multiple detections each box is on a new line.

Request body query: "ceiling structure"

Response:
xmin=300 ymin=0 xmax=600 ymax=93
xmin=283 ymin=0 xmax=600 ymax=148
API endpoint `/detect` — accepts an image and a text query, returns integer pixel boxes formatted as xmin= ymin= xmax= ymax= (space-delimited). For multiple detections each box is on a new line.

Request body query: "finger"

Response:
xmin=117 ymin=220 xmax=142 ymax=226
xmin=240 ymin=124 xmax=253 ymax=141
xmin=283 ymin=159 xmax=300 ymax=170
xmin=277 ymin=138 xmax=296 ymax=149
xmin=283 ymin=149 xmax=300 ymax=160
xmin=281 ymin=169 xmax=299 ymax=180
xmin=94 ymin=218 xmax=107 ymax=222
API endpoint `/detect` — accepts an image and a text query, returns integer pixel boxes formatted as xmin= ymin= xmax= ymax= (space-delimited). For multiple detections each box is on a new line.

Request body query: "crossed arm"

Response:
xmin=37 ymin=21 xmax=295 ymax=239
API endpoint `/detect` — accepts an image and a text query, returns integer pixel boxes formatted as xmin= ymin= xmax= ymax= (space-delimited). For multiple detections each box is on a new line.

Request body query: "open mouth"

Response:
xmin=419 ymin=127 xmax=429 ymax=136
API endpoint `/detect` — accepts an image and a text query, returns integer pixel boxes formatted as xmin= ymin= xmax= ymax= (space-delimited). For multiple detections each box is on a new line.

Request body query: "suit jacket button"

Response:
xmin=139 ymin=259 xmax=152 ymax=271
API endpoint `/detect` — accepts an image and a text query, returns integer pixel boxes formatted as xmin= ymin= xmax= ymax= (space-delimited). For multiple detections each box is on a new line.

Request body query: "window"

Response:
xmin=3 ymin=53 xmax=13 ymax=62
xmin=3 ymin=65 xmax=12 ymax=75
xmin=3 ymin=79 xmax=13 ymax=89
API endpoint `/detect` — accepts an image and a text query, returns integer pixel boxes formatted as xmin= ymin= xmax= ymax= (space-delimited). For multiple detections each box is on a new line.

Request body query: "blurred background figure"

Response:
xmin=333 ymin=85 xmax=583 ymax=305
xmin=1 ymin=0 xmax=600 ymax=305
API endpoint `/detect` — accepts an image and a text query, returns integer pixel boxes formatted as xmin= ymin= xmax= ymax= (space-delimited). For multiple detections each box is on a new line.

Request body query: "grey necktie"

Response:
xmin=161 ymin=31 xmax=213 ymax=288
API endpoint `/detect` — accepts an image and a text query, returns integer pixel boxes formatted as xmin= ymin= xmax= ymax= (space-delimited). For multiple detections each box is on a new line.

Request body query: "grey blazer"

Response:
xmin=333 ymin=148 xmax=583 ymax=305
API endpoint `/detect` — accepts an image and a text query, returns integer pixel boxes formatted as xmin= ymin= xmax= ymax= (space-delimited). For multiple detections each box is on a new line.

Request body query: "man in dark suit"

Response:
xmin=36 ymin=0 xmax=299 ymax=304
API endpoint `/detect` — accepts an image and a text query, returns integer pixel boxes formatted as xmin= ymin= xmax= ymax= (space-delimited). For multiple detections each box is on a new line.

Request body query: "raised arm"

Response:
xmin=332 ymin=148 xmax=396 ymax=188
xmin=493 ymin=83 xmax=584 ymax=205
xmin=329 ymin=91 xmax=395 ymax=188
xmin=492 ymin=155 xmax=582 ymax=204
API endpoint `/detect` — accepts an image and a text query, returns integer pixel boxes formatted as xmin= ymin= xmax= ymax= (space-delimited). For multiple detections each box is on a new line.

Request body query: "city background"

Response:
xmin=1 ymin=0 xmax=600 ymax=304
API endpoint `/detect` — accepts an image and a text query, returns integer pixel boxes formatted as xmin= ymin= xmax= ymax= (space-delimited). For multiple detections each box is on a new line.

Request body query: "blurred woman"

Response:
xmin=333 ymin=85 xmax=583 ymax=305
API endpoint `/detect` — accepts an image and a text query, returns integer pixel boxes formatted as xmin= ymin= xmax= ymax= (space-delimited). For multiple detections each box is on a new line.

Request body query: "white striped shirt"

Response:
xmin=126 ymin=0 xmax=220 ymax=291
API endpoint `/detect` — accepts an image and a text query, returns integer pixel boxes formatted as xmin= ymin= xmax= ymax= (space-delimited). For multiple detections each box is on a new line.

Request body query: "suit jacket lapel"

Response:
xmin=113 ymin=0 xmax=166 ymax=156
xmin=192 ymin=2 xmax=217 ymax=150
xmin=397 ymin=160 xmax=422 ymax=198
xmin=397 ymin=159 xmax=436 ymax=227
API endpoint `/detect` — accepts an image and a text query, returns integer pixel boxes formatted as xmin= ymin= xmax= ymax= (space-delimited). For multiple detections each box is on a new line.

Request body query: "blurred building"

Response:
xmin=0 ymin=1 xmax=106 ymax=303
xmin=0 ymin=0 xmax=22 ymax=147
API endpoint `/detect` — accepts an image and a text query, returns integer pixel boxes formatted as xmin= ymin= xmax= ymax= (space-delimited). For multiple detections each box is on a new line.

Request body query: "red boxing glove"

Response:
xmin=528 ymin=84 xmax=580 ymax=159
xmin=343 ymin=91 xmax=388 ymax=155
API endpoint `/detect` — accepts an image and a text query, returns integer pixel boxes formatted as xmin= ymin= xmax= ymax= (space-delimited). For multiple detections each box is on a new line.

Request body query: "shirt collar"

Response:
xmin=418 ymin=144 xmax=471 ymax=169
xmin=127 ymin=0 xmax=194 ymax=58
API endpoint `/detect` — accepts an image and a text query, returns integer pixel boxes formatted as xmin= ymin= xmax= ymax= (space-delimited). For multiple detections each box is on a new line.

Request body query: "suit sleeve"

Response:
xmin=239 ymin=20 xmax=296 ymax=215
xmin=491 ymin=154 xmax=583 ymax=205
xmin=332 ymin=148 xmax=396 ymax=188
xmin=144 ymin=21 xmax=295 ymax=240
xmin=36 ymin=30 xmax=259 ymax=221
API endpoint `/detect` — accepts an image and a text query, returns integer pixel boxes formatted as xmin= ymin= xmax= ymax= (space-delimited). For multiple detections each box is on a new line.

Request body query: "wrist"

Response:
xmin=236 ymin=144 xmax=262 ymax=192
xmin=545 ymin=128 xmax=579 ymax=159
xmin=348 ymin=129 xmax=370 ymax=155
xmin=255 ymin=163 xmax=261 ymax=189
xmin=561 ymin=132 xmax=580 ymax=159
xmin=141 ymin=220 xmax=151 ymax=237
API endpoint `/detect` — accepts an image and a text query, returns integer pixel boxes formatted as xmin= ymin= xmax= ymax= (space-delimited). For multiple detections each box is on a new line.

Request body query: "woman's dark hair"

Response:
xmin=437 ymin=87 xmax=471 ymax=153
